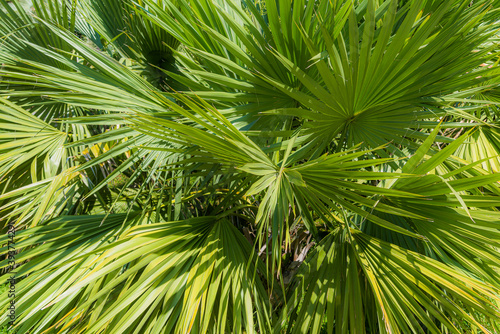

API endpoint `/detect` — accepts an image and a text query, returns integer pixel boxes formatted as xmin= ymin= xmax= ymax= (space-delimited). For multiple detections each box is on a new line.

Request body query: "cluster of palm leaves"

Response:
xmin=1 ymin=0 xmax=500 ymax=332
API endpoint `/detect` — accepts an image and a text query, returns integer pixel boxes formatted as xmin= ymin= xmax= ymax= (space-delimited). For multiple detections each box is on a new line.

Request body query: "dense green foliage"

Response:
xmin=1 ymin=0 xmax=500 ymax=332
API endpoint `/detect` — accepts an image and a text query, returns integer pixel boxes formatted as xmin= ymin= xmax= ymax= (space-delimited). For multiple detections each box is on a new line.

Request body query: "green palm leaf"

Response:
xmin=1 ymin=0 xmax=500 ymax=333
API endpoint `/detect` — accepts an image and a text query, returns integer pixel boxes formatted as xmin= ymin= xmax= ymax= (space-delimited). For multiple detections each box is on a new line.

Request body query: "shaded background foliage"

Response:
xmin=1 ymin=0 xmax=500 ymax=333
